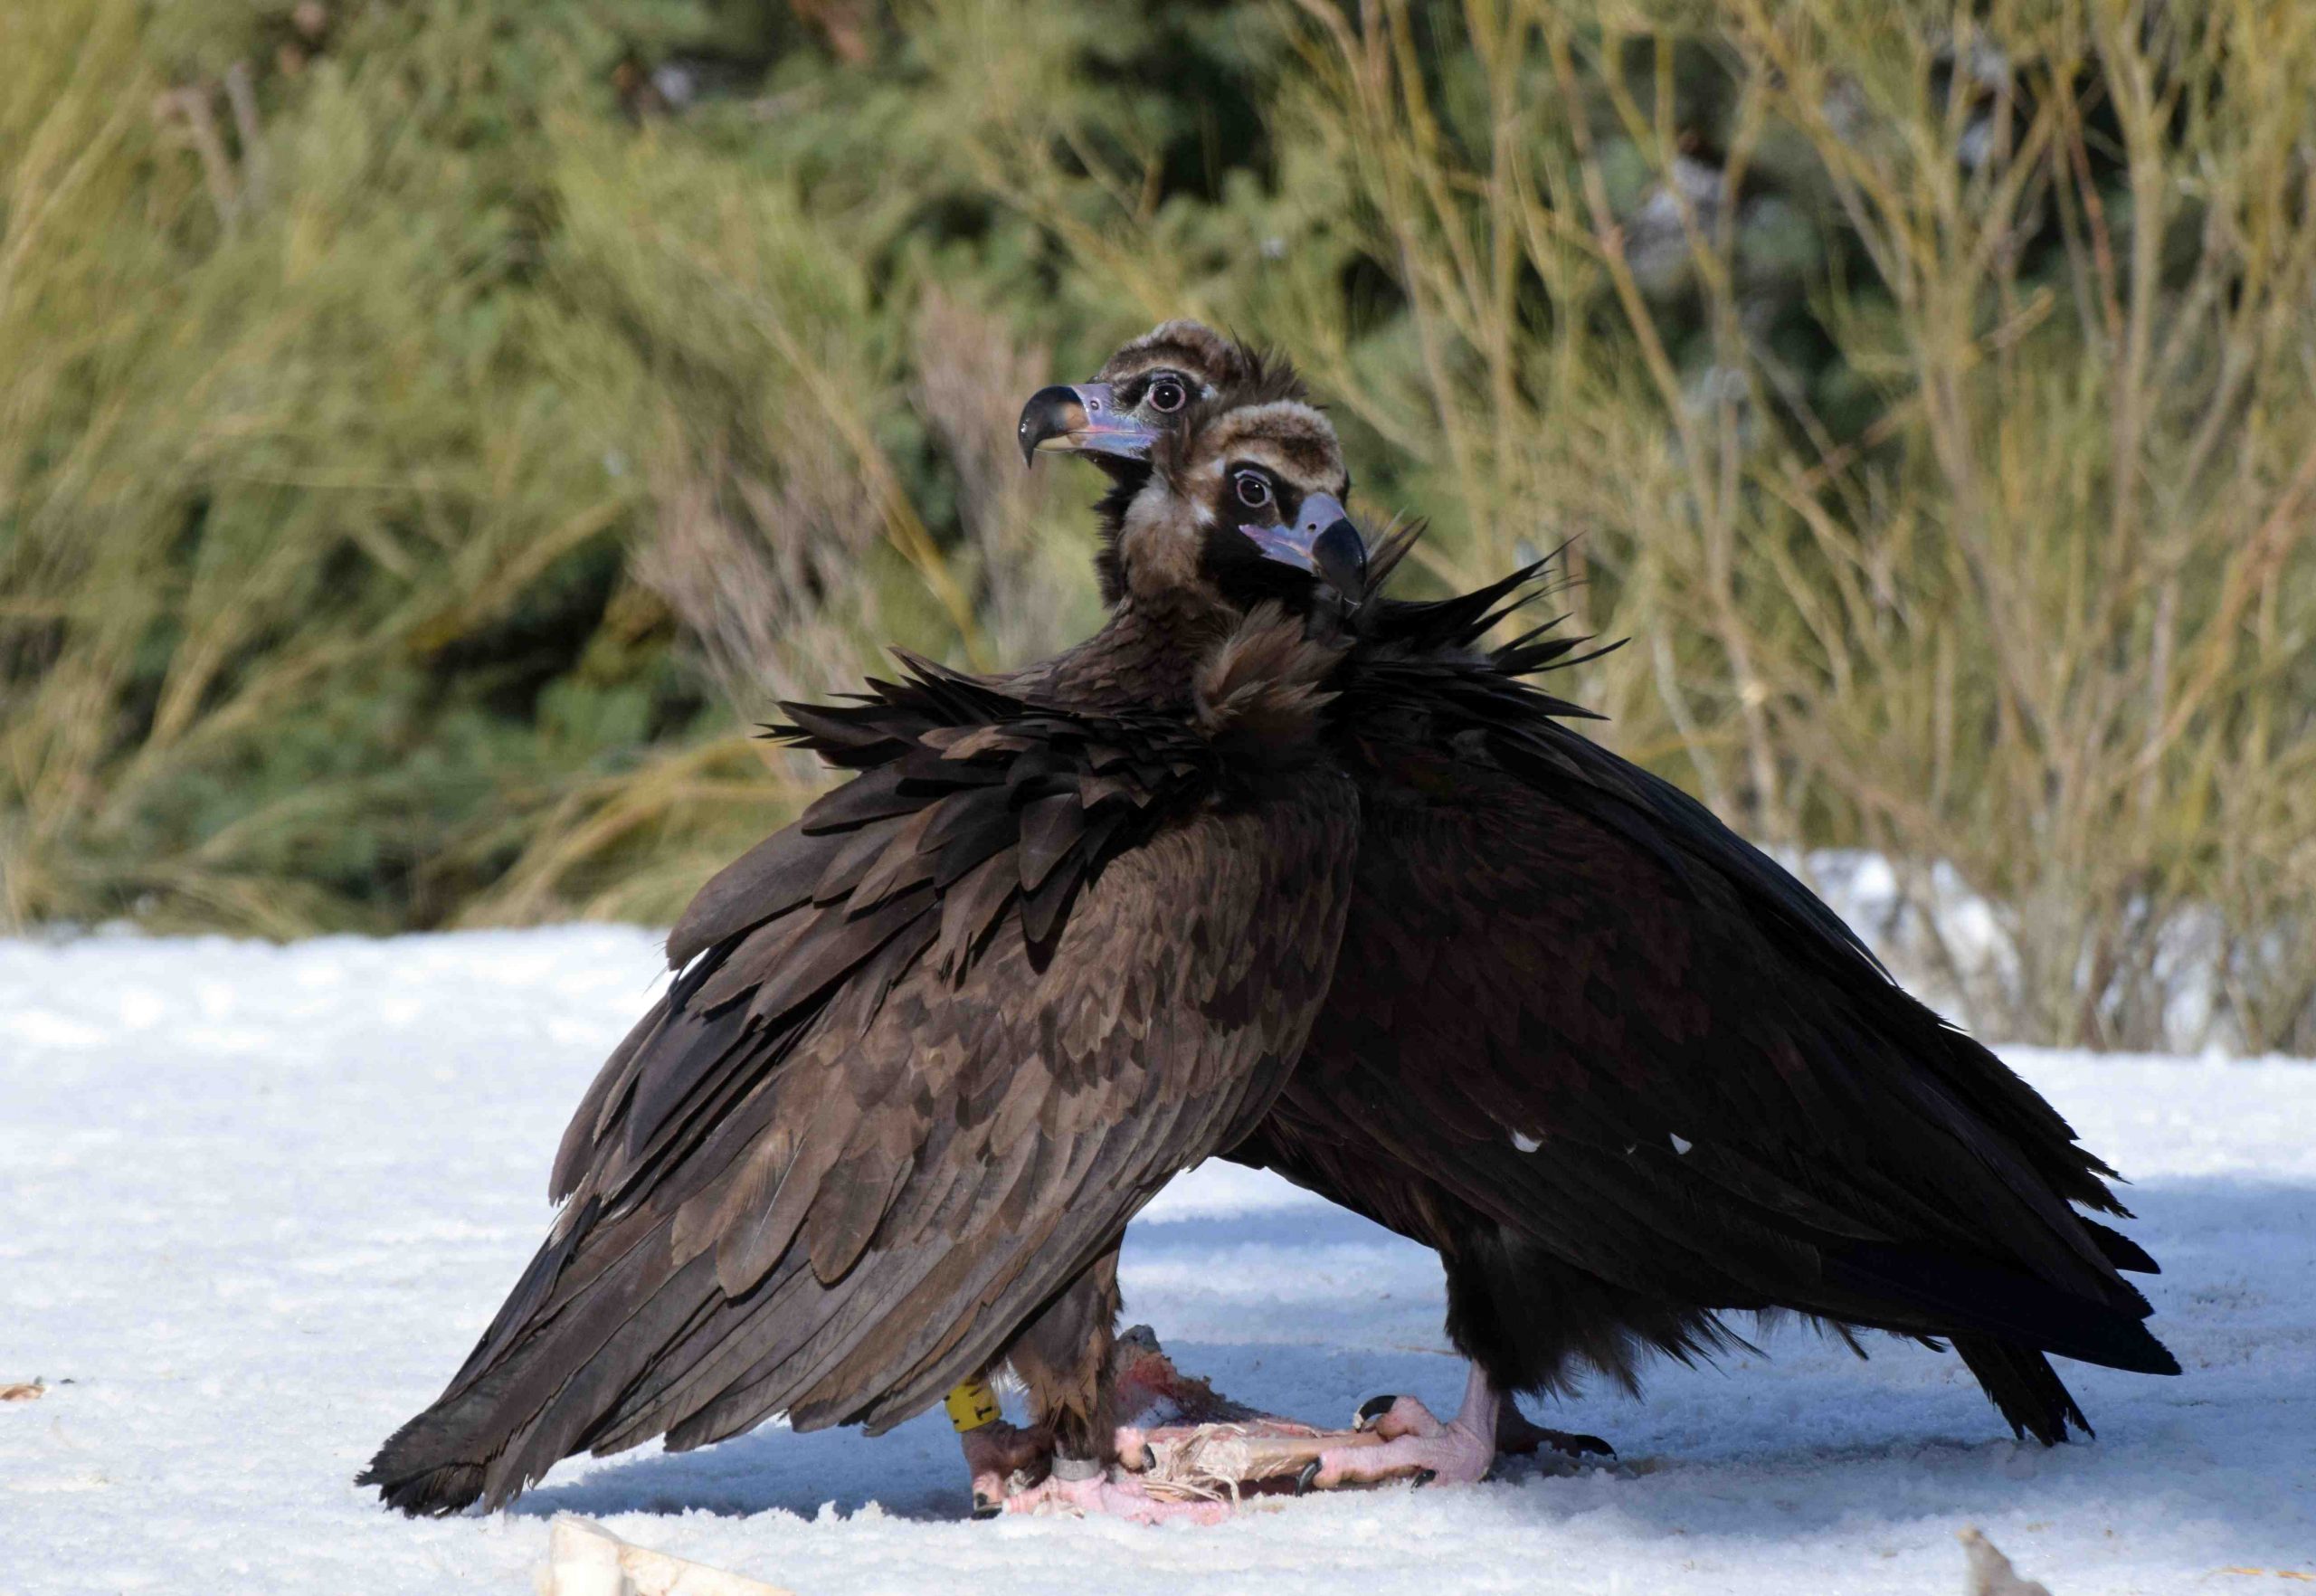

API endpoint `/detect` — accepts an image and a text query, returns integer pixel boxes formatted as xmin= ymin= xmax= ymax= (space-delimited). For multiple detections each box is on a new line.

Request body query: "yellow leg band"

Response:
xmin=944 ymin=1379 xmax=1001 ymax=1433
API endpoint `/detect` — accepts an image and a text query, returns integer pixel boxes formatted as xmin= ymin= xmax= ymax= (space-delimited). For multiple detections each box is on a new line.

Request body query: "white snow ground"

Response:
xmin=2 ymin=926 xmax=2311 ymax=1595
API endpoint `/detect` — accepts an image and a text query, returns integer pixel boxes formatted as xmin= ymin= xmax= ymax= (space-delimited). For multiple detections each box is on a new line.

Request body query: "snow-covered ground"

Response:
xmin=3 ymin=926 xmax=2311 ymax=1595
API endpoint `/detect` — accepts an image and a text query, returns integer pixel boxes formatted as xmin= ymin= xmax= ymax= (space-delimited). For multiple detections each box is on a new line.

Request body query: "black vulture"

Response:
xmin=359 ymin=399 xmax=1377 ymax=1521
xmin=1020 ymin=323 xmax=2177 ymax=1492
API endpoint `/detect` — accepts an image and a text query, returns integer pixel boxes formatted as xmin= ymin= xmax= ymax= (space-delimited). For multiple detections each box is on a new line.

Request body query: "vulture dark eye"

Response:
xmin=1233 ymin=470 xmax=1274 ymax=510
xmin=1147 ymin=375 xmax=1188 ymax=414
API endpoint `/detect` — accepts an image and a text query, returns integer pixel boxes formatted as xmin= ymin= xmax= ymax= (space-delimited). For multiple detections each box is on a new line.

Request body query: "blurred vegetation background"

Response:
xmin=4 ymin=0 xmax=2313 ymax=1051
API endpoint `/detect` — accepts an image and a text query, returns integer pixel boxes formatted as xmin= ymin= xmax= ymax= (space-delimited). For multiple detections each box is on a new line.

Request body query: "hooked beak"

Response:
xmin=1241 ymin=492 xmax=1371 ymax=602
xmin=1016 ymin=384 xmax=1159 ymax=466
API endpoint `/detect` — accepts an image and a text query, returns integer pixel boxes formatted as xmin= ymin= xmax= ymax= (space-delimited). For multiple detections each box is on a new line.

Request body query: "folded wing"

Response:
xmin=1255 ymin=574 xmax=2171 ymax=1435
xmin=364 ymin=655 xmax=1356 ymax=1513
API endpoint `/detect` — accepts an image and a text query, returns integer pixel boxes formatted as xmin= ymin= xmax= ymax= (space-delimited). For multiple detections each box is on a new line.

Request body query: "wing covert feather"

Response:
xmin=1273 ymin=592 xmax=2158 ymax=1357
xmin=394 ymin=650 xmax=1357 ymax=1511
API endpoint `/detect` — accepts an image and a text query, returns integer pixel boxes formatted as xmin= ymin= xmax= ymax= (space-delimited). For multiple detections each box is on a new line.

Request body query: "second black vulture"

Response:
xmin=1020 ymin=323 xmax=2177 ymax=1492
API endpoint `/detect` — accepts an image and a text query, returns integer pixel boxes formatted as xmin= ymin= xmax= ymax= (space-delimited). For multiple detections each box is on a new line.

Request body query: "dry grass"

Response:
xmin=5 ymin=0 xmax=2311 ymax=1050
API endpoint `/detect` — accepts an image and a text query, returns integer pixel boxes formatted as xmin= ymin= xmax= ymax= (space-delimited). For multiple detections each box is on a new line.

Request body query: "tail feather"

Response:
xmin=359 ymin=1375 xmax=505 ymax=1515
xmin=1826 ymin=1242 xmax=2178 ymax=1376
xmin=359 ymin=1211 xmax=745 ymax=1515
xmin=359 ymin=1453 xmax=487 ymax=1518
xmin=2083 ymin=1218 xmax=2160 ymax=1275
xmin=356 ymin=1205 xmax=984 ymax=1514
xmin=358 ymin=1353 xmax=536 ymax=1515
xmin=1953 ymin=1334 xmax=2091 ymax=1446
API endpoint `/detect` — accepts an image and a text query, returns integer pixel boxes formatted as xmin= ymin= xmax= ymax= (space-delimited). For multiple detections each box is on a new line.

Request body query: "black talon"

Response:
xmin=1354 ymin=1393 xmax=1400 ymax=1430
xmin=971 ymin=1493 xmax=1001 ymax=1520
xmin=1411 ymin=1468 xmax=1438 ymax=1489
xmin=1295 ymin=1459 xmax=1323 ymax=1496
xmin=1140 ymin=1442 xmax=1158 ymax=1474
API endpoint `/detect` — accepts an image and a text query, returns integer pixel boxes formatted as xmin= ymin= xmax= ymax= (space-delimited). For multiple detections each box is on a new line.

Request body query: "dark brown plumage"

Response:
xmin=1253 ymin=575 xmax=2174 ymax=1435
xmin=1031 ymin=328 xmax=2176 ymax=1469
xmin=360 ymin=404 xmax=1364 ymax=1515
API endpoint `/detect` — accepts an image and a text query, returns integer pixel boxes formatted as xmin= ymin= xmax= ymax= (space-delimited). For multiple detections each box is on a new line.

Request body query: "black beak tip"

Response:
xmin=1016 ymin=385 xmax=1083 ymax=469
xmin=1313 ymin=519 xmax=1371 ymax=601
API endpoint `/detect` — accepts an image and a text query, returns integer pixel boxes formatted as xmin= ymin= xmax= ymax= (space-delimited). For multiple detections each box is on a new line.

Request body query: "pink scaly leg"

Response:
xmin=1190 ymin=1374 xmax=1611 ymax=1491
xmin=1307 ymin=1363 xmax=1499 ymax=1490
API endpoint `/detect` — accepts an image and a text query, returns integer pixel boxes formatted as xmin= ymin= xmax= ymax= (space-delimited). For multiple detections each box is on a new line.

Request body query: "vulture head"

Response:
xmin=1109 ymin=394 xmax=1370 ymax=618
xmin=1015 ymin=320 xmax=1301 ymax=476
xmin=1019 ymin=322 xmax=1363 ymax=613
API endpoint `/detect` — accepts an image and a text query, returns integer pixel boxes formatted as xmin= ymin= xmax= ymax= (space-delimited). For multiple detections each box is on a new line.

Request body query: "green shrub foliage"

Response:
xmin=5 ymin=0 xmax=2312 ymax=1050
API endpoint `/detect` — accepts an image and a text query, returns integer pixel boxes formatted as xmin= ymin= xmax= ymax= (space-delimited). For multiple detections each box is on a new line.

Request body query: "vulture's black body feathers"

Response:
xmin=1227 ymin=561 xmax=2175 ymax=1444
xmin=364 ymin=625 xmax=1358 ymax=1514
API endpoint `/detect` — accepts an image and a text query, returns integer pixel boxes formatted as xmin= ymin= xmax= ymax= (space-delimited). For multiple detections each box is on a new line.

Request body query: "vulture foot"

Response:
xmin=1007 ymin=1363 xmax=1603 ymax=1501
xmin=960 ymin=1419 xmax=1054 ymax=1519
xmin=961 ymin=1327 xmax=1294 ymax=1517
xmin=1303 ymin=1365 xmax=1499 ymax=1491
